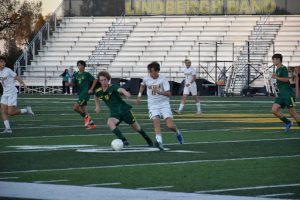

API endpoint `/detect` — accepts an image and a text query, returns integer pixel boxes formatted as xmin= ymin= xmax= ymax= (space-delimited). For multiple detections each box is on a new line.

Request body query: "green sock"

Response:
xmin=280 ymin=117 xmax=291 ymax=124
xmin=80 ymin=113 xmax=85 ymax=118
xmin=112 ymin=128 xmax=126 ymax=141
xmin=297 ymin=122 xmax=300 ymax=127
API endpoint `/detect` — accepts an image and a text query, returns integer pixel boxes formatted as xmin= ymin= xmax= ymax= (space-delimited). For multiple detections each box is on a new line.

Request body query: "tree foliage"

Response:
xmin=0 ymin=0 xmax=44 ymax=67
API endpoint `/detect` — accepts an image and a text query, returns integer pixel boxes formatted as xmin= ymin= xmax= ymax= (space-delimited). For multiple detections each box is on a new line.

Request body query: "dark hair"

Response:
xmin=77 ymin=60 xmax=86 ymax=67
xmin=0 ymin=56 xmax=6 ymax=61
xmin=147 ymin=61 xmax=160 ymax=72
xmin=272 ymin=54 xmax=283 ymax=62
xmin=97 ymin=71 xmax=111 ymax=81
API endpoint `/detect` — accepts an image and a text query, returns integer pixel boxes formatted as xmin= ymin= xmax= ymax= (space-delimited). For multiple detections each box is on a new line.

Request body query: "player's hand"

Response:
xmin=185 ymin=84 xmax=190 ymax=87
xmin=135 ymin=97 xmax=141 ymax=104
xmin=271 ymin=74 xmax=277 ymax=79
xmin=88 ymin=89 xmax=93 ymax=94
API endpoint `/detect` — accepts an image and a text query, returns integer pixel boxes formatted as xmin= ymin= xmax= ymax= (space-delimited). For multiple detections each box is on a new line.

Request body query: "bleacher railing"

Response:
xmin=13 ymin=1 xmax=64 ymax=76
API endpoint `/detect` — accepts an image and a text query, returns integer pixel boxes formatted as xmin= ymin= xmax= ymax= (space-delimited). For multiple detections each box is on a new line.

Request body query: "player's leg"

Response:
xmin=286 ymin=97 xmax=300 ymax=132
xmin=1 ymin=103 xmax=12 ymax=133
xmin=108 ymin=117 xmax=129 ymax=146
xmin=272 ymin=102 xmax=292 ymax=133
xmin=175 ymin=94 xmax=188 ymax=114
xmin=130 ymin=121 xmax=153 ymax=146
xmin=191 ymin=84 xmax=201 ymax=114
xmin=162 ymin=106 xmax=184 ymax=144
xmin=6 ymin=94 xmax=34 ymax=117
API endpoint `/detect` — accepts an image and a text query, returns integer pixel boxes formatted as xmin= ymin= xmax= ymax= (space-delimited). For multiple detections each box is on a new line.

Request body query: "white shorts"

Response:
xmin=183 ymin=83 xmax=197 ymax=96
xmin=149 ymin=105 xmax=173 ymax=120
xmin=1 ymin=94 xmax=18 ymax=106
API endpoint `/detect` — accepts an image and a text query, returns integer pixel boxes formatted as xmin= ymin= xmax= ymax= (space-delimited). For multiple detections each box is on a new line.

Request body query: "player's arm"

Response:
xmin=88 ymin=79 xmax=98 ymax=94
xmin=14 ymin=76 xmax=28 ymax=91
xmin=117 ymin=88 xmax=131 ymax=98
xmin=272 ymin=72 xmax=289 ymax=82
xmin=157 ymin=79 xmax=171 ymax=97
xmin=94 ymin=95 xmax=101 ymax=113
xmin=136 ymin=84 xmax=145 ymax=104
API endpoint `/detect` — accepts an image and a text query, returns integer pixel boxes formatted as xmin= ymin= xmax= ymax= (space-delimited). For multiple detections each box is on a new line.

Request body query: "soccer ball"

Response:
xmin=111 ymin=139 xmax=124 ymax=151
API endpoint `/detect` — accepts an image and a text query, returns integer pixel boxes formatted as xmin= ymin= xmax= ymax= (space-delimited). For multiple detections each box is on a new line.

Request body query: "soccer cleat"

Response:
xmin=86 ymin=124 xmax=96 ymax=130
xmin=26 ymin=106 xmax=34 ymax=116
xmin=1 ymin=129 xmax=12 ymax=134
xmin=284 ymin=121 xmax=292 ymax=133
xmin=84 ymin=115 xmax=91 ymax=127
xmin=144 ymin=136 xmax=154 ymax=147
xmin=173 ymin=109 xmax=182 ymax=114
xmin=123 ymin=140 xmax=130 ymax=147
xmin=176 ymin=131 xmax=184 ymax=144
xmin=155 ymin=141 xmax=164 ymax=151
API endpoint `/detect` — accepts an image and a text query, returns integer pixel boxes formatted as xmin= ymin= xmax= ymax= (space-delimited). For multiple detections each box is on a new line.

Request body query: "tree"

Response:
xmin=0 ymin=0 xmax=43 ymax=67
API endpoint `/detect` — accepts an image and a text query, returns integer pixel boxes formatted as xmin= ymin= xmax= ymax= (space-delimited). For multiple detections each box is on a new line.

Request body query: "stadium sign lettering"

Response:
xmin=125 ymin=0 xmax=276 ymax=15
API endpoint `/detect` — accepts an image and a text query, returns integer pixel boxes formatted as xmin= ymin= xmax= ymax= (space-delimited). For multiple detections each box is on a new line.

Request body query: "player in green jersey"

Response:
xmin=94 ymin=71 xmax=153 ymax=146
xmin=72 ymin=60 xmax=97 ymax=129
xmin=271 ymin=54 xmax=300 ymax=133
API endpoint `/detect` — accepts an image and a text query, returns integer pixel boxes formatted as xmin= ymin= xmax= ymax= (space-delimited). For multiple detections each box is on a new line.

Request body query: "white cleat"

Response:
xmin=26 ymin=106 xmax=35 ymax=116
xmin=2 ymin=129 xmax=12 ymax=134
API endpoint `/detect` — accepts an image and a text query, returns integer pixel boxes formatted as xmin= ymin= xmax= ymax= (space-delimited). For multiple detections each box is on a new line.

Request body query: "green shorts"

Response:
xmin=77 ymin=94 xmax=90 ymax=106
xmin=274 ymin=96 xmax=296 ymax=109
xmin=112 ymin=110 xmax=136 ymax=125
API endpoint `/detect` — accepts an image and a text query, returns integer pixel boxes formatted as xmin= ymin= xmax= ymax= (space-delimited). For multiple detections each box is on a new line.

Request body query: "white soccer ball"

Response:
xmin=111 ymin=139 xmax=124 ymax=151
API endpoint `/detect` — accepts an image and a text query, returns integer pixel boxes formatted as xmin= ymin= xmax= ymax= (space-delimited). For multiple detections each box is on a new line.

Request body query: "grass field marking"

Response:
xmin=1 ymin=154 xmax=300 ymax=175
xmin=195 ymin=183 xmax=300 ymax=194
xmin=1 ymin=138 xmax=299 ymax=154
xmin=33 ymin=179 xmax=69 ymax=184
xmin=0 ymin=177 xmax=19 ymax=180
xmin=136 ymin=186 xmax=174 ymax=190
xmin=84 ymin=183 xmax=121 ymax=187
xmin=257 ymin=193 xmax=294 ymax=198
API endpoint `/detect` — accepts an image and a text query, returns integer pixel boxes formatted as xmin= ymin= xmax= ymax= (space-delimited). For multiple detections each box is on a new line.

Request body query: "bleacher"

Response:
xmin=21 ymin=15 xmax=300 ymax=90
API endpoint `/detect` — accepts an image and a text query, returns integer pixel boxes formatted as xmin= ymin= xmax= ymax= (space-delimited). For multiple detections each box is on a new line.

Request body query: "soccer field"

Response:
xmin=0 ymin=95 xmax=300 ymax=199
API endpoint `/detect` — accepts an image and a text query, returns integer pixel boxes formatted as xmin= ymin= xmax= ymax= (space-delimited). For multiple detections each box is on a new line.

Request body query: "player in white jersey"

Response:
xmin=136 ymin=61 xmax=184 ymax=150
xmin=0 ymin=56 xmax=34 ymax=134
xmin=174 ymin=59 xmax=202 ymax=114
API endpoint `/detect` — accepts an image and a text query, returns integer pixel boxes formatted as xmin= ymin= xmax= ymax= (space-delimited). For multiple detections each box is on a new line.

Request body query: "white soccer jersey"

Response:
xmin=0 ymin=67 xmax=18 ymax=96
xmin=183 ymin=67 xmax=196 ymax=84
xmin=141 ymin=75 xmax=170 ymax=109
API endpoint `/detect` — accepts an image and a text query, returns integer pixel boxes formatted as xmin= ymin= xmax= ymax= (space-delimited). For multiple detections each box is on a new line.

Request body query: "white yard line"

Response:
xmin=258 ymin=193 xmax=294 ymax=198
xmin=196 ymin=183 xmax=300 ymax=193
xmin=85 ymin=183 xmax=121 ymax=187
xmin=34 ymin=179 xmax=69 ymax=184
xmin=137 ymin=186 xmax=174 ymax=190
xmin=0 ymin=154 xmax=299 ymax=175
xmin=0 ymin=177 xmax=19 ymax=180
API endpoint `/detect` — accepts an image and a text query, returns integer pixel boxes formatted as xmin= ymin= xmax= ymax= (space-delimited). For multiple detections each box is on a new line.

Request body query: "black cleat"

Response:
xmin=155 ymin=141 xmax=164 ymax=151
xmin=145 ymin=136 xmax=154 ymax=147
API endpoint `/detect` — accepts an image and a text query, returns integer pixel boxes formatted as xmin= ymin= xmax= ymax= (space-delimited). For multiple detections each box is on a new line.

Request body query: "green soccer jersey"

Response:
xmin=276 ymin=65 xmax=294 ymax=97
xmin=74 ymin=71 xmax=95 ymax=96
xmin=94 ymin=84 xmax=132 ymax=115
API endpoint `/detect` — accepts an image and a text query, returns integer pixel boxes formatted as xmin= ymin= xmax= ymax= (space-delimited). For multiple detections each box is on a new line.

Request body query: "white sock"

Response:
xmin=196 ymin=102 xmax=201 ymax=112
xmin=4 ymin=120 xmax=11 ymax=129
xmin=178 ymin=104 xmax=184 ymax=111
xmin=155 ymin=134 xmax=163 ymax=143
xmin=20 ymin=108 xmax=27 ymax=114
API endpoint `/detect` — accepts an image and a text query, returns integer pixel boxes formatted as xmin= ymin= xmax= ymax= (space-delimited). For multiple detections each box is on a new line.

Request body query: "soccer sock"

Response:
xmin=80 ymin=113 xmax=86 ymax=118
xmin=4 ymin=120 xmax=11 ymax=129
xmin=112 ymin=128 xmax=127 ymax=141
xmin=297 ymin=121 xmax=300 ymax=127
xmin=280 ymin=117 xmax=291 ymax=124
xmin=196 ymin=102 xmax=201 ymax=112
xmin=20 ymin=108 xmax=27 ymax=114
xmin=178 ymin=104 xmax=184 ymax=111
xmin=138 ymin=128 xmax=148 ymax=137
xmin=155 ymin=134 xmax=163 ymax=143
